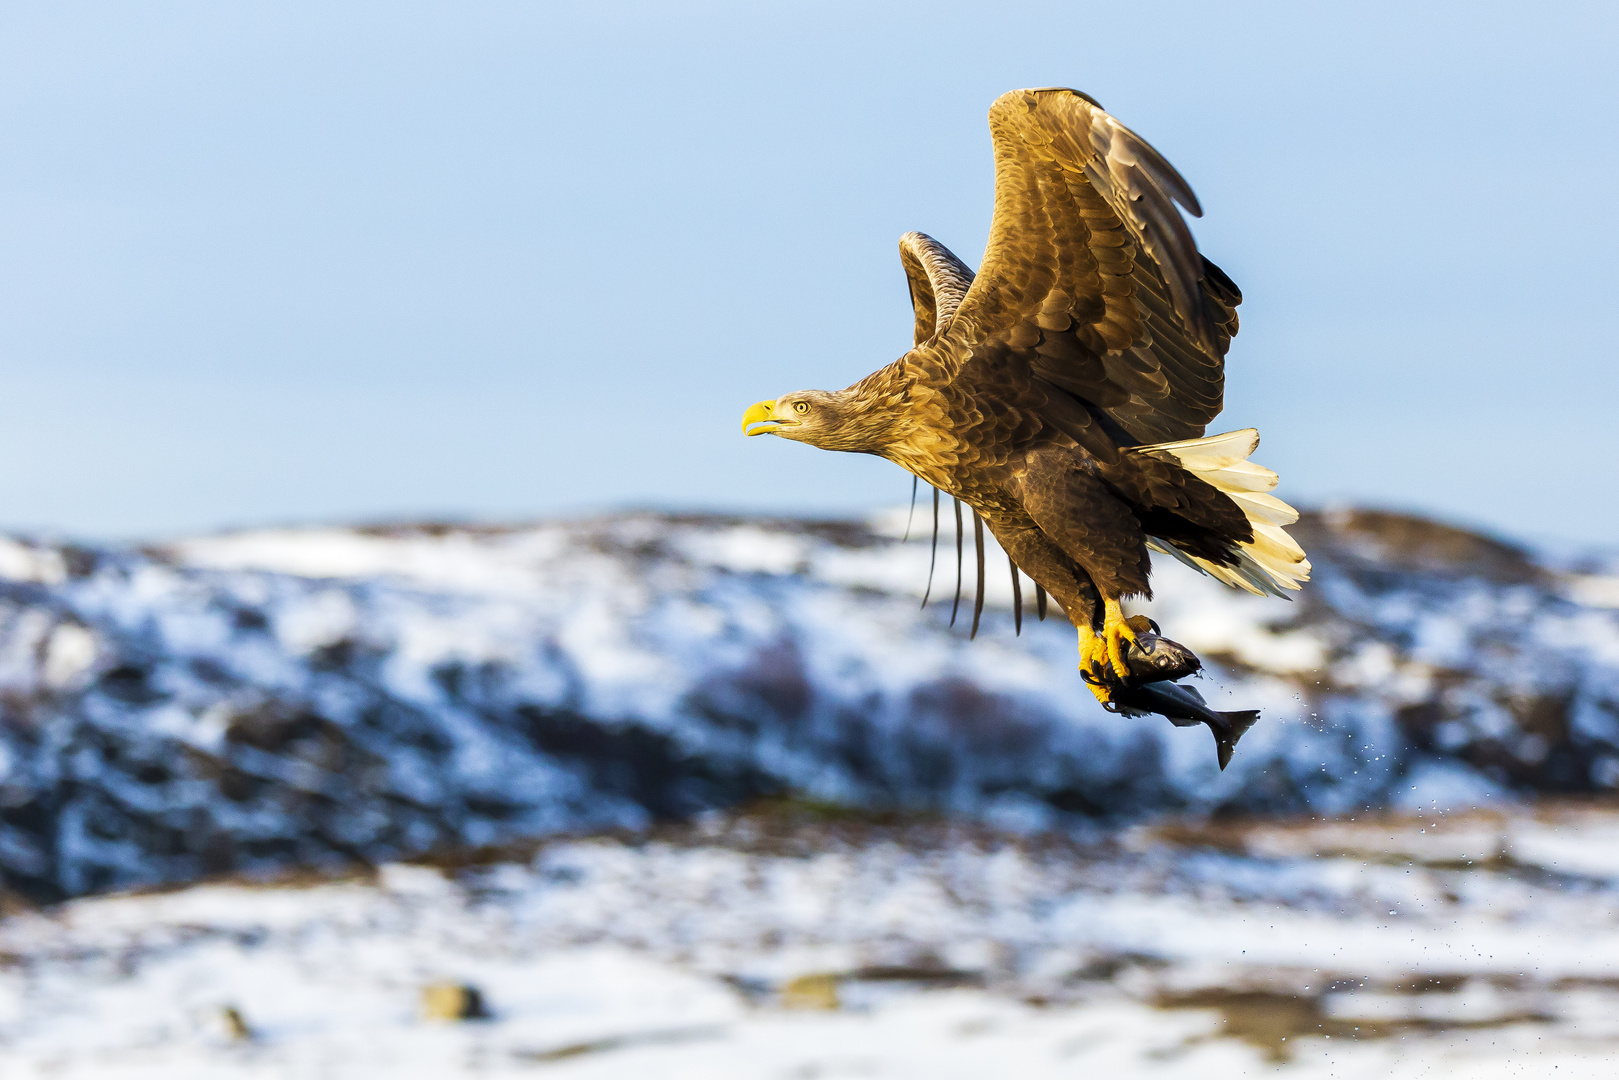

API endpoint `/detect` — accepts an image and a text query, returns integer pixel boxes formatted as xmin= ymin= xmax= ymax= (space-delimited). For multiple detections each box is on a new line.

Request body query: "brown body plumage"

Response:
xmin=743 ymin=88 xmax=1309 ymax=703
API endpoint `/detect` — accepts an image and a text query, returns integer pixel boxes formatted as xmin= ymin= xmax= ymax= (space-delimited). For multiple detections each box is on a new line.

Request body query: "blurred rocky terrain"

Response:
xmin=0 ymin=508 xmax=1616 ymax=901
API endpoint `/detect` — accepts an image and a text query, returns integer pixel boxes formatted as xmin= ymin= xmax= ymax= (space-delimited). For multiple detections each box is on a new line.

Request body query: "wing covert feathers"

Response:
xmin=939 ymin=87 xmax=1240 ymax=444
xmin=1139 ymin=428 xmax=1311 ymax=597
xmin=899 ymin=232 xmax=975 ymax=346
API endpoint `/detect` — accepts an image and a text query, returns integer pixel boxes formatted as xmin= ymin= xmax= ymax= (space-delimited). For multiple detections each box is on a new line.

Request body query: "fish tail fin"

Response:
xmin=1137 ymin=428 xmax=1311 ymax=598
xmin=1213 ymin=709 xmax=1262 ymax=771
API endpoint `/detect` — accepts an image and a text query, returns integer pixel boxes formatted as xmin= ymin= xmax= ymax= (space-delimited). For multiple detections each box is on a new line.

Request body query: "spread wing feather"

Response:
xmin=936 ymin=88 xmax=1241 ymax=444
xmin=898 ymin=232 xmax=976 ymax=346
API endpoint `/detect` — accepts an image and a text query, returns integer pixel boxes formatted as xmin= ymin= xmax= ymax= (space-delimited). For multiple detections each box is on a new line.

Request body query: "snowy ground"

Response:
xmin=4 ymin=799 xmax=1619 ymax=1077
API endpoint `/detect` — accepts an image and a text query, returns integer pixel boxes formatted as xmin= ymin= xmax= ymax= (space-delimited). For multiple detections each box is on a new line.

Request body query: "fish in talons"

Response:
xmin=1084 ymin=615 xmax=1261 ymax=770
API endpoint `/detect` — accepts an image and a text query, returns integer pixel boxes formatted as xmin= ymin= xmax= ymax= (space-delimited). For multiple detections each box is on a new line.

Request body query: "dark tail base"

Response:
xmin=1211 ymin=710 xmax=1262 ymax=770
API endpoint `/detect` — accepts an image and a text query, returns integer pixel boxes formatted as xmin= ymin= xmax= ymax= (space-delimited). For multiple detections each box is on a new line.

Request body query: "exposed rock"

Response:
xmin=217 ymin=1005 xmax=252 ymax=1042
xmin=779 ymin=973 xmax=840 ymax=1010
xmin=419 ymin=983 xmax=486 ymax=1022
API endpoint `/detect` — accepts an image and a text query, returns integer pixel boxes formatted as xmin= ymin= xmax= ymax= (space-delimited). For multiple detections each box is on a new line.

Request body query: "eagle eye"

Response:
xmin=792 ymin=401 xmax=810 ymax=414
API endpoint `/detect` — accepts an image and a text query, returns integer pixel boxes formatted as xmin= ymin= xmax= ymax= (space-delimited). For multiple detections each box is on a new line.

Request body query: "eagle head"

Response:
xmin=741 ymin=389 xmax=868 ymax=451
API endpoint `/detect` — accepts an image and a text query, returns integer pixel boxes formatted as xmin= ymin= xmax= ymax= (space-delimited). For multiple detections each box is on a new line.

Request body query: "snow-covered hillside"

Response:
xmin=0 ymin=508 xmax=1617 ymax=900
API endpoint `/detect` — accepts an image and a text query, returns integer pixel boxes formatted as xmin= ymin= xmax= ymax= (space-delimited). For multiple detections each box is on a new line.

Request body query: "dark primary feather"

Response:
xmin=970 ymin=509 xmax=986 ymax=639
xmin=921 ymin=486 xmax=940 ymax=609
xmin=1008 ymin=553 xmax=1023 ymax=635
xmin=950 ymin=497 xmax=964 ymax=627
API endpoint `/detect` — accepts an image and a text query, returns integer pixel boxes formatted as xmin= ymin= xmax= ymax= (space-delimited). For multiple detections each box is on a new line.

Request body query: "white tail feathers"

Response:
xmin=1136 ymin=428 xmax=1311 ymax=598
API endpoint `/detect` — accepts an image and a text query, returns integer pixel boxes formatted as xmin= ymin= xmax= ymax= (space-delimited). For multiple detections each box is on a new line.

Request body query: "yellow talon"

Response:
xmin=1078 ymin=602 xmax=1146 ymax=704
xmin=1101 ymin=598 xmax=1140 ymax=682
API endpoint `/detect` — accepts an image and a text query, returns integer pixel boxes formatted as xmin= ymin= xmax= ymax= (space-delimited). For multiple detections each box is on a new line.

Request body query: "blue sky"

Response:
xmin=1 ymin=1 xmax=1615 ymax=543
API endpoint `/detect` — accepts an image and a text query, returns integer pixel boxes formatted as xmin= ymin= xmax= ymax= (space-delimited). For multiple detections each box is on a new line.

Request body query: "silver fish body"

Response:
xmin=1106 ymin=680 xmax=1260 ymax=770
xmin=1103 ymin=629 xmax=1259 ymax=770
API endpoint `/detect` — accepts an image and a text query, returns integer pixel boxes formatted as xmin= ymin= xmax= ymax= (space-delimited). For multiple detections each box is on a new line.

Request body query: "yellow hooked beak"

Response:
xmin=741 ymin=399 xmax=780 ymax=436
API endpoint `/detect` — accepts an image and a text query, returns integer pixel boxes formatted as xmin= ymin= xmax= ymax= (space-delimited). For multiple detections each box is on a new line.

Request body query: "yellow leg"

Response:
xmin=1077 ymin=599 xmax=1146 ymax=704
xmin=1077 ymin=624 xmax=1112 ymax=704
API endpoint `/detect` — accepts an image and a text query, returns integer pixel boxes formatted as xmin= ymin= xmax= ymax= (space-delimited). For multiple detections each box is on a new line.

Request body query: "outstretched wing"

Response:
xmin=940 ymin=88 xmax=1241 ymax=444
xmin=898 ymin=231 xmax=975 ymax=347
